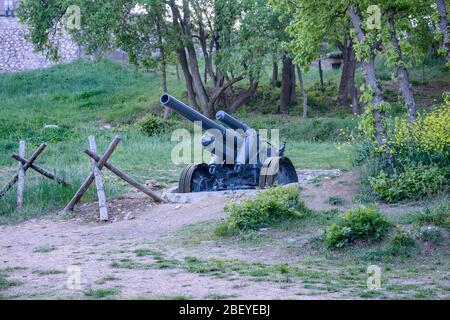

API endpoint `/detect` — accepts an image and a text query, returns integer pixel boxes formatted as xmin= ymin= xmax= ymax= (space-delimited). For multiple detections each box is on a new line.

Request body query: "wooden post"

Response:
xmin=16 ymin=140 xmax=26 ymax=209
xmin=64 ymin=135 xmax=121 ymax=212
xmin=85 ymin=149 xmax=165 ymax=203
xmin=11 ymin=154 xmax=68 ymax=185
xmin=0 ymin=143 xmax=47 ymax=200
xmin=89 ymin=136 xmax=108 ymax=221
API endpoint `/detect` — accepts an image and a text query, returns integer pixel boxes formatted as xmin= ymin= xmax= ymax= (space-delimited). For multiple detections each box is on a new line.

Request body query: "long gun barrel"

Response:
xmin=160 ymin=94 xmax=226 ymax=135
xmin=216 ymin=111 xmax=249 ymax=132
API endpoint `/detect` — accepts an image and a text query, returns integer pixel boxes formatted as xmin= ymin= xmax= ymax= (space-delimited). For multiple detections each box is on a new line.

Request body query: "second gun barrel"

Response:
xmin=216 ymin=111 xmax=249 ymax=132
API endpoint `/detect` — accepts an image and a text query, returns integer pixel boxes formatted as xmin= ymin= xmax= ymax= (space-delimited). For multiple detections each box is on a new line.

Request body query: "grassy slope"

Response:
xmin=0 ymin=59 xmax=354 ymax=221
xmin=0 ymin=57 xmax=448 ymax=221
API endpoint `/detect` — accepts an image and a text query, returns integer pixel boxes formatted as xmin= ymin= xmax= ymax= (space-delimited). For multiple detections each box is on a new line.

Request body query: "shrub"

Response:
xmin=384 ymin=229 xmax=418 ymax=257
xmin=369 ymin=165 xmax=447 ymax=202
xmin=137 ymin=114 xmax=165 ymax=136
xmin=415 ymin=226 xmax=444 ymax=245
xmin=215 ymin=186 xmax=307 ymax=235
xmin=324 ymin=206 xmax=390 ymax=248
xmin=354 ymin=95 xmax=449 ymax=201
xmin=390 ymin=98 xmax=449 ymax=167
xmin=411 ymin=201 xmax=450 ymax=230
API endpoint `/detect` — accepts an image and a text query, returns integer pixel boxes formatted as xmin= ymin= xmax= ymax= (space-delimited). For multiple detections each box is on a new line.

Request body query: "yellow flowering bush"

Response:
xmin=356 ymin=93 xmax=449 ymax=202
xmin=390 ymin=95 xmax=450 ymax=166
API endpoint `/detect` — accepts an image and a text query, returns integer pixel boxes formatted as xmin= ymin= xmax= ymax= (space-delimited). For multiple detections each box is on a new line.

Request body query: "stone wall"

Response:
xmin=0 ymin=17 xmax=81 ymax=73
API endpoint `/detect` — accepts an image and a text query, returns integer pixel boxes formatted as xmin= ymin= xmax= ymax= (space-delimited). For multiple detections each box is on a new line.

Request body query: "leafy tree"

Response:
xmin=435 ymin=0 xmax=449 ymax=63
xmin=272 ymin=0 xmax=446 ymax=170
xmin=18 ymin=0 xmax=282 ymax=117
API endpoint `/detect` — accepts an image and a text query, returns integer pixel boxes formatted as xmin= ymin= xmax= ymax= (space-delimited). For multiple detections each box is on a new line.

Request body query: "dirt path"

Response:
xmin=0 ymin=170 xmax=438 ymax=300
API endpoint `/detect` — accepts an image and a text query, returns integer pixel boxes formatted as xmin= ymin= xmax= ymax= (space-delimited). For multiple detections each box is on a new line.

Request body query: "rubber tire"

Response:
xmin=259 ymin=157 xmax=298 ymax=189
xmin=178 ymin=163 xmax=211 ymax=193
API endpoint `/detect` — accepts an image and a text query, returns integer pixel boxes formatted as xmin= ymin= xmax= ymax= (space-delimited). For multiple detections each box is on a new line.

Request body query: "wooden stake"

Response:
xmin=64 ymin=135 xmax=121 ymax=212
xmin=89 ymin=136 xmax=108 ymax=221
xmin=11 ymin=154 xmax=68 ymax=185
xmin=0 ymin=143 xmax=47 ymax=200
xmin=85 ymin=149 xmax=165 ymax=203
xmin=16 ymin=140 xmax=26 ymax=209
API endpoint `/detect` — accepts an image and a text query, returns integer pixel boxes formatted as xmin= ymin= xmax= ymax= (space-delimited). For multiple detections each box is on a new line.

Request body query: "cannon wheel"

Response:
xmin=178 ymin=163 xmax=212 ymax=193
xmin=259 ymin=157 xmax=298 ymax=189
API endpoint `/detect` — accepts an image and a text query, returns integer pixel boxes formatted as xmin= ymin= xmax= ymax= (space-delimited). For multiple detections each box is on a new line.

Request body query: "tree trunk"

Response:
xmin=290 ymin=64 xmax=297 ymax=104
xmin=318 ymin=58 xmax=324 ymax=91
xmin=176 ymin=64 xmax=180 ymax=81
xmin=436 ymin=0 xmax=450 ymax=61
xmin=338 ymin=28 xmax=358 ymax=109
xmin=228 ymin=80 xmax=258 ymax=112
xmin=157 ymin=25 xmax=170 ymax=120
xmin=297 ymin=66 xmax=308 ymax=119
xmin=350 ymin=83 xmax=359 ymax=114
xmin=177 ymin=48 xmax=198 ymax=109
xmin=280 ymin=55 xmax=294 ymax=114
xmin=170 ymin=0 xmax=212 ymax=117
xmin=348 ymin=6 xmax=393 ymax=172
xmin=271 ymin=61 xmax=278 ymax=87
xmin=162 ymin=67 xmax=170 ymax=119
xmin=388 ymin=11 xmax=417 ymax=122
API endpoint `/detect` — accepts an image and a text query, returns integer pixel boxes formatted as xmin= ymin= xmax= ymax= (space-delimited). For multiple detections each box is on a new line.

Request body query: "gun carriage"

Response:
xmin=160 ymin=94 xmax=298 ymax=193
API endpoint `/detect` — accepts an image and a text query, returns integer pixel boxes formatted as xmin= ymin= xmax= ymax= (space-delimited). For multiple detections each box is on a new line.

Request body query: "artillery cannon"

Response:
xmin=160 ymin=94 xmax=298 ymax=193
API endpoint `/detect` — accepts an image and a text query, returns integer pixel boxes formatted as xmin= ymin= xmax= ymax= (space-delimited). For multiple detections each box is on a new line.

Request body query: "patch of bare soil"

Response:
xmin=0 ymin=170 xmax=446 ymax=300
xmin=300 ymin=170 xmax=359 ymax=211
xmin=1 ymin=195 xmax=343 ymax=299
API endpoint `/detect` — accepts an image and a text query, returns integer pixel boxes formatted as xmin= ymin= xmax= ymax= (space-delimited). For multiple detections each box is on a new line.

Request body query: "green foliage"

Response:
xmin=324 ymin=206 xmax=390 ymax=248
xmin=0 ymin=272 xmax=22 ymax=294
xmin=84 ymin=287 xmax=120 ymax=299
xmin=328 ymin=196 xmax=345 ymax=206
xmin=389 ymin=100 xmax=450 ymax=168
xmin=137 ymin=114 xmax=165 ymax=137
xmin=384 ymin=229 xmax=418 ymax=257
xmin=243 ymin=114 xmax=357 ymax=142
xmin=369 ymin=165 xmax=447 ymax=203
xmin=411 ymin=201 xmax=450 ymax=230
xmin=415 ymin=226 xmax=444 ymax=245
xmin=215 ymin=186 xmax=308 ymax=235
xmin=354 ymin=96 xmax=450 ymax=202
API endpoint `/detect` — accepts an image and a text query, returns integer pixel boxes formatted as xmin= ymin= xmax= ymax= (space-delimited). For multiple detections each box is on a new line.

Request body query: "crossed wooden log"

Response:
xmin=64 ymin=135 xmax=165 ymax=220
xmin=0 ymin=141 xmax=68 ymax=208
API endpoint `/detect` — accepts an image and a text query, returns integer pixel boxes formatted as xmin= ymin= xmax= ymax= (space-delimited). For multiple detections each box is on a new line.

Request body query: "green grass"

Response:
xmin=84 ymin=287 xmax=121 ymax=299
xmin=32 ymin=269 xmax=65 ymax=276
xmin=131 ymin=295 xmax=191 ymax=300
xmin=0 ymin=273 xmax=22 ymax=293
xmin=204 ymin=293 xmax=238 ymax=300
xmin=0 ymin=59 xmax=356 ymax=223
xmin=159 ymin=197 xmax=449 ymax=299
xmin=95 ymin=275 xmax=120 ymax=285
xmin=32 ymin=245 xmax=57 ymax=253
xmin=328 ymin=196 xmax=346 ymax=206
xmin=1 ymin=57 xmax=448 ymax=223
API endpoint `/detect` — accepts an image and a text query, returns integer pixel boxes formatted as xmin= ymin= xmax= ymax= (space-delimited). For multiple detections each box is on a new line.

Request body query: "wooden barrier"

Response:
xmin=64 ymin=135 xmax=165 ymax=219
xmin=0 ymin=142 xmax=68 ymax=208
